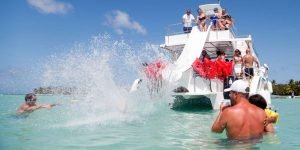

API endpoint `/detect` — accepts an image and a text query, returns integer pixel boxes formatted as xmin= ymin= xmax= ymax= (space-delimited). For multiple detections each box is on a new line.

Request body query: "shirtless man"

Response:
xmin=211 ymin=80 xmax=267 ymax=140
xmin=17 ymin=93 xmax=61 ymax=114
xmin=242 ymin=47 xmax=259 ymax=78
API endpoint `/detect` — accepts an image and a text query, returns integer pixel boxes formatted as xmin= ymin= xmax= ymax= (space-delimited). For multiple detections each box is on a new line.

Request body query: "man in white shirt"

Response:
xmin=182 ymin=9 xmax=195 ymax=33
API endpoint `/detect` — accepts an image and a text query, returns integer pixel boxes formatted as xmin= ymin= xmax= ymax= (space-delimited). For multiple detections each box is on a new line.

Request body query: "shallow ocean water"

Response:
xmin=1 ymin=94 xmax=300 ymax=150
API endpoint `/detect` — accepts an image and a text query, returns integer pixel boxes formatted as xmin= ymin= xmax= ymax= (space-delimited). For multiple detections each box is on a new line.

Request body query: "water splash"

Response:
xmin=41 ymin=34 xmax=172 ymax=127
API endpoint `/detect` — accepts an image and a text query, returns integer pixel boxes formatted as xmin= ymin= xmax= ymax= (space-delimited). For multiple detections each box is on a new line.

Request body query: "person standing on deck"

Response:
xmin=242 ymin=45 xmax=259 ymax=79
xmin=182 ymin=9 xmax=195 ymax=33
xmin=233 ymin=49 xmax=243 ymax=79
xmin=211 ymin=80 xmax=267 ymax=140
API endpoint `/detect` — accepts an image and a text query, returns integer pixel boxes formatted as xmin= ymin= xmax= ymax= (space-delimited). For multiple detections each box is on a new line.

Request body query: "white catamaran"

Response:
xmin=132 ymin=4 xmax=273 ymax=110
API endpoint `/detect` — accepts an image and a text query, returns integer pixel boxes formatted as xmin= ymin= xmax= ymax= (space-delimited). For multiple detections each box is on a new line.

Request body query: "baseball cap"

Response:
xmin=224 ymin=80 xmax=249 ymax=93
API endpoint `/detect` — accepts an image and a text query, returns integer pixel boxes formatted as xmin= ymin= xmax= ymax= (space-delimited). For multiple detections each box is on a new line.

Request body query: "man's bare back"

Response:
xmin=212 ymin=80 xmax=266 ymax=140
xmin=220 ymin=100 xmax=266 ymax=140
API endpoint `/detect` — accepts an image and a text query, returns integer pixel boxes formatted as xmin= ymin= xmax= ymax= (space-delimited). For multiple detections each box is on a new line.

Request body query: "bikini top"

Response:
xmin=199 ymin=16 xmax=206 ymax=21
xmin=234 ymin=56 xmax=242 ymax=62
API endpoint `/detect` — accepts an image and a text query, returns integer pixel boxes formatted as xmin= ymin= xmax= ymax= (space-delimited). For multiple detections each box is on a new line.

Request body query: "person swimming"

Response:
xmin=17 ymin=93 xmax=61 ymax=114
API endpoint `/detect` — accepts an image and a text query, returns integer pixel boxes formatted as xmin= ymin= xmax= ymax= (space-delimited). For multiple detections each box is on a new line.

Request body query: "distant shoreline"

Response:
xmin=272 ymin=95 xmax=300 ymax=99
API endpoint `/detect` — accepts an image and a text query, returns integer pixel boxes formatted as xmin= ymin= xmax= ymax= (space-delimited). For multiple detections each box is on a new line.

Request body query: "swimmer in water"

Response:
xmin=17 ymin=93 xmax=61 ymax=114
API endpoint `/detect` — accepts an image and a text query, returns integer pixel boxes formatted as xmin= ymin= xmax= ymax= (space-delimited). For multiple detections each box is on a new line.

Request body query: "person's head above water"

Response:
xmin=249 ymin=94 xmax=267 ymax=110
xmin=25 ymin=93 xmax=37 ymax=106
xmin=25 ymin=93 xmax=36 ymax=101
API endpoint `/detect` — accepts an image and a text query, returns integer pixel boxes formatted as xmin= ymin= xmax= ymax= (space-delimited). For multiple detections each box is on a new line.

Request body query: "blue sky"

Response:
xmin=0 ymin=0 xmax=300 ymax=93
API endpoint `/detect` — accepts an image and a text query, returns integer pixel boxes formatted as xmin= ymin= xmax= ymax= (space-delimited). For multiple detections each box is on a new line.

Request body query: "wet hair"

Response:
xmin=249 ymin=94 xmax=267 ymax=109
xmin=25 ymin=93 xmax=36 ymax=102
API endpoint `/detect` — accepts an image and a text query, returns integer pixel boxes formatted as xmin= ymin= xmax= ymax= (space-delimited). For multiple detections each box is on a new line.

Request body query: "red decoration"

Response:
xmin=192 ymin=58 xmax=232 ymax=80
xmin=144 ymin=60 xmax=166 ymax=80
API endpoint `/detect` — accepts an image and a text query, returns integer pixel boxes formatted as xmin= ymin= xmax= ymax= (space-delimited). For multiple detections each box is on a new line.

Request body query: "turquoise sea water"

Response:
xmin=1 ymin=94 xmax=300 ymax=150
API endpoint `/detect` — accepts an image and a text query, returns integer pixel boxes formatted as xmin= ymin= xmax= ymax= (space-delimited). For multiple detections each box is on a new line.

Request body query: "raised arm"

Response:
xmin=40 ymin=103 xmax=62 ymax=108
xmin=18 ymin=105 xmax=43 ymax=113
xmin=195 ymin=16 xmax=199 ymax=25
xmin=211 ymin=107 xmax=227 ymax=133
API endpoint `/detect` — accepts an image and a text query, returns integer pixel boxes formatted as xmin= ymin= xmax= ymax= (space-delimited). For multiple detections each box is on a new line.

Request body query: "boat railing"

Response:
xmin=165 ymin=22 xmax=241 ymax=37
xmin=166 ymin=23 xmax=185 ymax=36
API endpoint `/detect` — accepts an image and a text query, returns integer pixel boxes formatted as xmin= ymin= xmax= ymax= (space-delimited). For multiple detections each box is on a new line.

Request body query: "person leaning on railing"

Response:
xmin=218 ymin=8 xmax=233 ymax=30
xmin=182 ymin=9 xmax=195 ymax=33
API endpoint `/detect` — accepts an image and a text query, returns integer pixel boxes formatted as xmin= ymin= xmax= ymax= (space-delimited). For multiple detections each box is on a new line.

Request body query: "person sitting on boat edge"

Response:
xmin=218 ymin=8 xmax=233 ymax=30
xmin=182 ymin=9 xmax=195 ymax=33
xmin=17 ymin=93 xmax=61 ymax=114
xmin=211 ymin=80 xmax=267 ymax=140
xmin=223 ymin=14 xmax=233 ymax=30
xmin=195 ymin=8 xmax=207 ymax=32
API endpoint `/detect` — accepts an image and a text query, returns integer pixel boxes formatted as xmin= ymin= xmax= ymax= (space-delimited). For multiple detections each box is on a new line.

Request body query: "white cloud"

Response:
xmin=105 ymin=10 xmax=147 ymax=35
xmin=27 ymin=0 xmax=73 ymax=15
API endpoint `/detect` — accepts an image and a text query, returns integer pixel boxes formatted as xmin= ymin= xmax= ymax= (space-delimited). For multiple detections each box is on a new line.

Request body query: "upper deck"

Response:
xmin=160 ymin=27 xmax=252 ymax=61
xmin=160 ymin=3 xmax=256 ymax=61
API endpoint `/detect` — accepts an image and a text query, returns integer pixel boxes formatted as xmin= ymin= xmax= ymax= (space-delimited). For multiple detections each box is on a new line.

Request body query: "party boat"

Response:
xmin=159 ymin=4 xmax=273 ymax=110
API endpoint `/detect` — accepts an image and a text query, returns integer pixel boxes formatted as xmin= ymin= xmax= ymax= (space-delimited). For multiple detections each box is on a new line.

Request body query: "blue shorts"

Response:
xmin=212 ymin=16 xmax=218 ymax=27
xmin=183 ymin=27 xmax=192 ymax=33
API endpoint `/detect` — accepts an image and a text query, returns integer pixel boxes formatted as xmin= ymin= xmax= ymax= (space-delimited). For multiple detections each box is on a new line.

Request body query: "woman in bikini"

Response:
xmin=195 ymin=9 xmax=207 ymax=32
xmin=232 ymin=49 xmax=243 ymax=79
xmin=218 ymin=8 xmax=227 ymax=30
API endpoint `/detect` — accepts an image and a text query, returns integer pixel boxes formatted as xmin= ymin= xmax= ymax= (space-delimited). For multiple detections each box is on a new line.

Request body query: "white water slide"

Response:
xmin=165 ymin=26 xmax=210 ymax=82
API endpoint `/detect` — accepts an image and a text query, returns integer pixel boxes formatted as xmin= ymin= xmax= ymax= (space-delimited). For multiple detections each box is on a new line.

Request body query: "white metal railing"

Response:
xmin=166 ymin=23 xmax=186 ymax=36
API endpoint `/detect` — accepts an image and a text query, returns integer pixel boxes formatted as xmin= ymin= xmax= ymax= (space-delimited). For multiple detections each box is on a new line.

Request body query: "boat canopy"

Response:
xmin=199 ymin=4 xmax=222 ymax=16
